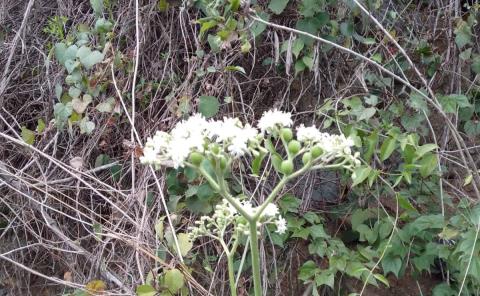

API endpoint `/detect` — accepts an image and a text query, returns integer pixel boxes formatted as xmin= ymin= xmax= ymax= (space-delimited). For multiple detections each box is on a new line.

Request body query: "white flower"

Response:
xmin=275 ymin=217 xmax=287 ymax=234
xmin=296 ymin=124 xmax=322 ymax=143
xmin=139 ymin=146 xmax=159 ymax=164
xmin=316 ymin=133 xmax=355 ymax=157
xmin=257 ymin=109 xmax=292 ymax=134
xmin=263 ymin=203 xmax=279 ymax=217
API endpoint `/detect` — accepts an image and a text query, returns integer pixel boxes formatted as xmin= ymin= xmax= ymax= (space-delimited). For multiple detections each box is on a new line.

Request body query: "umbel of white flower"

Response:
xmin=189 ymin=199 xmax=287 ymax=241
xmin=140 ymin=109 xmax=358 ymax=169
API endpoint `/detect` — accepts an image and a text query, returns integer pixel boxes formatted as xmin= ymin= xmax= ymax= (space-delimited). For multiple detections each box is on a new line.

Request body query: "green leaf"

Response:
xmin=55 ymin=84 xmax=63 ymax=100
xmin=294 ymin=59 xmax=306 ymax=75
xmin=224 ymin=65 xmax=246 ymax=74
xmin=299 ymin=0 xmax=322 ymax=17
xmin=340 ymin=21 xmax=354 ymax=37
xmin=252 ymin=152 xmax=266 ymax=176
xmin=268 ymin=0 xmax=289 ymax=14
xmin=298 ymin=260 xmax=318 ymax=281
xmin=96 ymin=97 xmax=116 ymax=113
xmin=77 ymin=46 xmax=105 ymax=70
xmin=381 ymin=256 xmax=402 ymax=277
xmin=158 ymin=0 xmax=170 ymax=11
xmin=352 ymin=165 xmax=372 ymax=187
xmin=90 ymin=0 xmax=104 ymax=16
xmin=465 ymin=120 xmax=480 ymax=137
xmin=315 ymin=271 xmax=335 ymax=288
xmin=415 ymin=143 xmax=437 ymax=158
xmin=21 ymin=127 xmax=35 ymax=145
xmin=418 ymin=152 xmax=437 ymax=177
xmin=302 ymin=55 xmax=314 ymax=70
xmin=472 ymin=55 xmax=480 ymax=74
xmin=357 ymin=107 xmax=376 ymax=121
xmin=95 ymin=18 xmax=113 ymax=33
xmin=54 ymin=43 xmax=68 ymax=64
xmin=439 ymin=94 xmax=471 ymax=113
xmin=136 ymin=284 xmax=156 ymax=296
xmin=177 ymin=233 xmax=193 ymax=256
xmin=373 ymin=274 xmax=389 ymax=287
xmin=36 ymin=119 xmax=46 ymax=133
xmin=278 ymin=194 xmax=301 ymax=213
xmin=229 ymin=0 xmax=240 ymax=11
xmin=198 ymin=96 xmax=219 ymax=118
xmin=455 ymin=20 xmax=472 ymax=48
xmin=379 ymin=137 xmax=396 ymax=161
xmin=250 ymin=12 xmax=269 ymax=37
xmin=164 ymin=269 xmax=185 ymax=293
xmin=309 ymin=224 xmax=328 ymax=239
xmin=54 ymin=102 xmax=73 ymax=128
xmin=408 ymin=91 xmax=428 ymax=112
xmin=72 ymin=94 xmax=92 ymax=114
xmin=79 ymin=117 xmax=95 ymax=134
xmin=291 ymin=38 xmax=304 ymax=58
xmin=65 ymin=59 xmax=80 ymax=74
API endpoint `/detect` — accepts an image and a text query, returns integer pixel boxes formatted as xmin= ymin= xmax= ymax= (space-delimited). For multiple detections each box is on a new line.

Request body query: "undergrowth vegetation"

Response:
xmin=0 ymin=0 xmax=479 ymax=295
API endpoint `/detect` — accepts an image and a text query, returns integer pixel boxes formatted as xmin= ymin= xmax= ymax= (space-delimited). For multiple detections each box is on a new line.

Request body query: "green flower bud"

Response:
xmin=280 ymin=128 xmax=293 ymax=142
xmin=280 ymin=160 xmax=294 ymax=175
xmin=189 ymin=152 xmax=204 ymax=166
xmin=211 ymin=144 xmax=220 ymax=154
xmin=311 ymin=145 xmax=323 ymax=158
xmin=288 ymin=140 xmax=301 ymax=155
xmin=302 ymin=152 xmax=312 ymax=165
xmin=220 ymin=157 xmax=227 ymax=170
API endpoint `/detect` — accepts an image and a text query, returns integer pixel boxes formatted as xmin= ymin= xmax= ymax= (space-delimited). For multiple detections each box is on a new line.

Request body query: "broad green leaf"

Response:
xmin=252 ymin=152 xmax=266 ymax=176
xmin=250 ymin=12 xmax=269 ymax=37
xmin=54 ymin=42 xmax=67 ymax=64
xmin=357 ymin=107 xmax=376 ymax=121
xmin=207 ymin=34 xmax=221 ymax=52
xmin=454 ymin=20 xmax=472 ymax=48
xmin=352 ymin=165 xmax=372 ymax=187
xmin=299 ymin=0 xmax=322 ymax=17
xmin=364 ymin=131 xmax=378 ymax=163
xmin=278 ymin=194 xmax=301 ymax=213
xmin=439 ymin=94 xmax=471 ymax=113
xmin=373 ymin=274 xmax=389 ymax=287
xmin=309 ymin=224 xmax=328 ymax=239
xmin=198 ymin=96 xmax=219 ymax=118
xmin=418 ymin=152 xmax=437 ymax=177
xmin=340 ymin=21 xmax=354 ymax=37
xmin=77 ymin=46 xmax=105 ymax=70
xmin=379 ymin=137 xmax=396 ymax=161
xmin=21 ymin=127 xmax=35 ymax=145
xmin=68 ymin=86 xmax=81 ymax=99
xmin=90 ymin=0 xmax=104 ymax=16
xmin=36 ymin=119 xmax=46 ymax=133
xmin=294 ymin=59 xmax=306 ymax=75
xmin=96 ymin=97 xmax=116 ymax=113
xmin=158 ymin=0 xmax=169 ymax=11
xmin=177 ymin=233 xmax=192 ymax=256
xmin=315 ymin=271 xmax=335 ymax=288
xmin=408 ymin=91 xmax=428 ymax=112
xmin=95 ymin=18 xmax=113 ymax=33
xmin=465 ymin=120 xmax=480 ymax=137
xmin=302 ymin=55 xmax=314 ymax=70
xmin=472 ymin=55 xmax=480 ymax=74
xmin=268 ymin=0 xmax=289 ymax=14
xmin=229 ymin=0 xmax=240 ymax=11
xmin=65 ymin=45 xmax=79 ymax=62
xmin=79 ymin=117 xmax=95 ymax=134
xmin=72 ymin=94 xmax=92 ymax=114
xmin=65 ymin=59 xmax=80 ymax=74
xmin=415 ymin=143 xmax=437 ymax=158
xmin=292 ymin=38 xmax=304 ymax=58
xmin=298 ymin=260 xmax=318 ymax=281
xmin=164 ymin=269 xmax=185 ymax=293
xmin=55 ymin=84 xmax=63 ymax=100
xmin=136 ymin=284 xmax=156 ymax=296
xmin=54 ymin=102 xmax=73 ymax=128
xmin=381 ymin=255 xmax=402 ymax=277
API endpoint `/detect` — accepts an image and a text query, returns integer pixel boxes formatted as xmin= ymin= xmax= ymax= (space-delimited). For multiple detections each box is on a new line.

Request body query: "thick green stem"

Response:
xmin=227 ymin=253 xmax=237 ymax=296
xmin=249 ymin=220 xmax=262 ymax=296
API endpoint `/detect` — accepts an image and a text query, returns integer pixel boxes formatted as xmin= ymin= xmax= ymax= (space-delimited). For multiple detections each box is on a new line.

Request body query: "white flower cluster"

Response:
xmin=296 ymin=124 xmax=357 ymax=159
xmin=140 ymin=114 xmax=259 ymax=168
xmin=257 ymin=109 xmax=293 ymax=134
xmin=141 ymin=108 xmax=358 ymax=169
xmin=189 ymin=199 xmax=287 ymax=240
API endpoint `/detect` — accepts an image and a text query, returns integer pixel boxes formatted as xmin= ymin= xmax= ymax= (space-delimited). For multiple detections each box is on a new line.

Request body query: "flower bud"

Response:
xmin=280 ymin=160 xmax=294 ymax=175
xmin=189 ymin=152 xmax=204 ymax=166
xmin=302 ymin=152 xmax=312 ymax=165
xmin=211 ymin=144 xmax=220 ymax=155
xmin=288 ymin=140 xmax=301 ymax=155
xmin=280 ymin=128 xmax=293 ymax=142
xmin=220 ymin=157 xmax=227 ymax=170
xmin=311 ymin=145 xmax=323 ymax=158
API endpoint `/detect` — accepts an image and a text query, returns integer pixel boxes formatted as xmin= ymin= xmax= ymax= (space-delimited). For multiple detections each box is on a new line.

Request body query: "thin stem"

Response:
xmin=227 ymin=253 xmax=238 ymax=296
xmin=249 ymin=220 xmax=262 ymax=296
